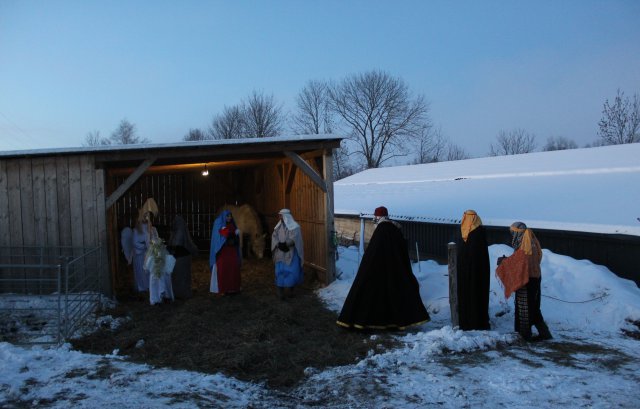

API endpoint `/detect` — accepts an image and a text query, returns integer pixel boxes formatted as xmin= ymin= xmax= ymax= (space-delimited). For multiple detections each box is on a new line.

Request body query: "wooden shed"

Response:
xmin=0 ymin=135 xmax=342 ymax=296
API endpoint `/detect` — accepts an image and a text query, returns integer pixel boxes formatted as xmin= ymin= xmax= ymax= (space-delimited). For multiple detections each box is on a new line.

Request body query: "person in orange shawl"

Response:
xmin=456 ymin=210 xmax=490 ymax=330
xmin=496 ymin=222 xmax=552 ymax=341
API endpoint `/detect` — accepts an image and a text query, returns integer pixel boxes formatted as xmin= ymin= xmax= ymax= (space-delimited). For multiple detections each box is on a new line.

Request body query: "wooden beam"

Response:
xmin=283 ymin=151 xmax=327 ymax=192
xmin=105 ymin=157 xmax=155 ymax=209
xmin=323 ymin=149 xmax=336 ymax=284
xmin=285 ymin=162 xmax=297 ymax=194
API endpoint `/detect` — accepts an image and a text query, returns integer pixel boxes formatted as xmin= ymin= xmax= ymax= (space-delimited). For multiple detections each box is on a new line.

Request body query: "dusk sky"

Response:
xmin=1 ymin=0 xmax=639 ymax=158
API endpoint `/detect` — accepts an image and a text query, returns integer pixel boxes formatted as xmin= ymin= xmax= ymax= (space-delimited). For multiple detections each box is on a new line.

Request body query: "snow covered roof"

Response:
xmin=0 ymin=134 xmax=342 ymax=158
xmin=335 ymin=143 xmax=640 ymax=236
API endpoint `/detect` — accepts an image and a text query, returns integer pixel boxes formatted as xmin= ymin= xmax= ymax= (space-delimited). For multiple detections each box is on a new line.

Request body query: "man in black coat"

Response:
xmin=456 ymin=210 xmax=491 ymax=330
xmin=337 ymin=206 xmax=430 ymax=330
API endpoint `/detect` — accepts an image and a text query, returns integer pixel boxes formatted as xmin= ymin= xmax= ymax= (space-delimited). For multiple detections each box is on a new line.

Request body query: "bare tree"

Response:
xmin=598 ymin=89 xmax=640 ymax=145
xmin=183 ymin=128 xmax=209 ymax=141
xmin=292 ymin=80 xmax=334 ymax=134
xmin=209 ymin=105 xmax=246 ymax=140
xmin=243 ymin=91 xmax=285 ymax=138
xmin=445 ymin=143 xmax=470 ymax=161
xmin=83 ymin=130 xmax=110 ymax=147
xmin=333 ymin=141 xmax=361 ymax=180
xmin=543 ymin=136 xmax=578 ymax=151
xmin=110 ymin=119 xmax=148 ymax=145
xmin=413 ymin=126 xmax=446 ymax=164
xmin=329 ymin=70 xmax=430 ymax=168
xmin=489 ymin=128 xmax=537 ymax=156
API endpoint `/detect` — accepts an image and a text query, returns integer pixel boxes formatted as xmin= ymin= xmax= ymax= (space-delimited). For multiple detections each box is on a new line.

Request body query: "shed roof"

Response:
xmin=0 ymin=134 xmax=343 ymax=168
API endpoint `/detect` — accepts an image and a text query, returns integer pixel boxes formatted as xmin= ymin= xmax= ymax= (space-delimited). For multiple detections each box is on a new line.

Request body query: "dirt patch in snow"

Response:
xmin=71 ymin=256 xmax=398 ymax=389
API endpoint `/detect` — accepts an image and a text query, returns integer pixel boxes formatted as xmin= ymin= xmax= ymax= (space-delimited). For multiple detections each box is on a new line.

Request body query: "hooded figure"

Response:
xmin=456 ymin=210 xmax=491 ymax=330
xmin=209 ymin=210 xmax=242 ymax=295
xmin=336 ymin=206 xmax=430 ymax=330
xmin=168 ymin=215 xmax=198 ymax=299
xmin=496 ymin=222 xmax=552 ymax=341
xmin=271 ymin=209 xmax=304 ymax=299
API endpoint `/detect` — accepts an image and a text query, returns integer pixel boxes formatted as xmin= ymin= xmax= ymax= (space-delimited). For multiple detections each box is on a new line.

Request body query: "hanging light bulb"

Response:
xmin=201 ymin=164 xmax=209 ymax=176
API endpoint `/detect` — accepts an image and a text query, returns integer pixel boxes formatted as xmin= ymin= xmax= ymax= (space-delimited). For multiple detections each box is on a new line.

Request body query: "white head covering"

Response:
xmin=278 ymin=208 xmax=300 ymax=230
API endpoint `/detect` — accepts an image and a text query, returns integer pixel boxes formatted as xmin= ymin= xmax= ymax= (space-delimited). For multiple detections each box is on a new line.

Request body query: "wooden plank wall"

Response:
xmin=257 ymin=155 xmax=328 ymax=279
xmin=0 ymin=155 xmax=105 ymax=292
xmin=110 ymin=168 xmax=256 ymax=246
xmin=0 ymin=160 xmax=9 ymax=260
xmin=0 ymin=155 xmax=102 ymax=249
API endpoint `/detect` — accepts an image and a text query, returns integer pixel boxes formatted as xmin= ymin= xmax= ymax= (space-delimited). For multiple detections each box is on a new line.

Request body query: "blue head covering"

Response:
xmin=209 ymin=210 xmax=240 ymax=269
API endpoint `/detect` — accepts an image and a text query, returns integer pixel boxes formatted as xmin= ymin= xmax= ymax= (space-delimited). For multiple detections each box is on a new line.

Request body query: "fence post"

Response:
xmin=358 ymin=215 xmax=365 ymax=266
xmin=56 ymin=260 xmax=63 ymax=344
xmin=448 ymin=242 xmax=459 ymax=328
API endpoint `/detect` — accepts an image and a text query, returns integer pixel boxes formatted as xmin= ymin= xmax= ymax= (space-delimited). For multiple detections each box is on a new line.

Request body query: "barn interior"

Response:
xmin=99 ymin=137 xmax=341 ymax=298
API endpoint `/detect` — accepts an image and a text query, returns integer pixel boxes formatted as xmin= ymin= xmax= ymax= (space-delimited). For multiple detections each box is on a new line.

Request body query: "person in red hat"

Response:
xmin=337 ymin=206 xmax=430 ymax=330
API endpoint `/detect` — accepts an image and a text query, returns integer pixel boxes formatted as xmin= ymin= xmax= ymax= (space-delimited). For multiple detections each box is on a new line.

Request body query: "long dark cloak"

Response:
xmin=456 ymin=226 xmax=490 ymax=330
xmin=337 ymin=221 xmax=430 ymax=330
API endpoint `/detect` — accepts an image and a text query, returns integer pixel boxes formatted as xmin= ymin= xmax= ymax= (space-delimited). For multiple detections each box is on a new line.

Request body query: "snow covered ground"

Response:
xmin=1 ymin=244 xmax=639 ymax=408
xmin=1 ymin=144 xmax=639 ymax=407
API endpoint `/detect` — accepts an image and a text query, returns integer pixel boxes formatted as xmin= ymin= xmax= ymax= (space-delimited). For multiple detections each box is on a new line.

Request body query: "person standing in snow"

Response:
xmin=496 ymin=222 xmax=552 ymax=341
xmin=336 ymin=206 xmax=430 ymax=330
xmin=456 ymin=210 xmax=491 ymax=330
xmin=271 ymin=209 xmax=304 ymax=300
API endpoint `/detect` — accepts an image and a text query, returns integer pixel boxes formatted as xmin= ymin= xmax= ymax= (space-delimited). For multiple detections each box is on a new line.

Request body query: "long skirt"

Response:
xmin=275 ymin=250 xmax=303 ymax=287
xmin=214 ymin=245 xmax=241 ymax=293
xmin=133 ymin=253 xmax=149 ymax=292
xmin=514 ymin=277 xmax=544 ymax=339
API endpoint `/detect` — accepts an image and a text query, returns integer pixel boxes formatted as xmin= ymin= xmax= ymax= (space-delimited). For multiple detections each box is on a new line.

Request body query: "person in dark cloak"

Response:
xmin=336 ymin=206 xmax=430 ymax=330
xmin=456 ymin=210 xmax=491 ymax=330
xmin=167 ymin=215 xmax=199 ymax=299
xmin=496 ymin=222 xmax=552 ymax=341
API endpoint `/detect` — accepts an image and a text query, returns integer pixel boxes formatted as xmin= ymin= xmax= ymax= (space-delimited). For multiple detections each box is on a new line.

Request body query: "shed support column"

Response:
xmin=105 ymin=157 xmax=156 ymax=210
xmin=323 ymin=149 xmax=336 ymax=285
xmin=283 ymin=151 xmax=327 ymax=192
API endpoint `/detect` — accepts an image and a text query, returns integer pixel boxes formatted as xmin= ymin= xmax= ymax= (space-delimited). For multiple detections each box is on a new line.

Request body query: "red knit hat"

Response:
xmin=374 ymin=206 xmax=388 ymax=217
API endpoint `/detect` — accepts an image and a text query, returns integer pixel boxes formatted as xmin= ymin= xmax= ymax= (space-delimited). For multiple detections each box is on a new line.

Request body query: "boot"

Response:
xmin=533 ymin=321 xmax=553 ymax=341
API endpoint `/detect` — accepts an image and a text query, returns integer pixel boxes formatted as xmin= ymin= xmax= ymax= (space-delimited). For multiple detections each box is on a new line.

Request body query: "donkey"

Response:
xmin=218 ymin=204 xmax=266 ymax=259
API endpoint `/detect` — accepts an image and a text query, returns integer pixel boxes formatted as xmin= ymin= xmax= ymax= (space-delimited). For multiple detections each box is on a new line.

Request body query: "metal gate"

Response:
xmin=0 ymin=246 xmax=103 ymax=344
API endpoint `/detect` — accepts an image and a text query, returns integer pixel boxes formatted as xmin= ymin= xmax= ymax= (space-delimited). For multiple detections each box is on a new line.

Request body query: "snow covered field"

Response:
xmin=1 ymin=144 xmax=638 ymax=407
xmin=1 ymin=244 xmax=638 ymax=408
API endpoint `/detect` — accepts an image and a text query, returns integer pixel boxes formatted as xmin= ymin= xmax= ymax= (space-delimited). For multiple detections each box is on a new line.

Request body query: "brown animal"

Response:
xmin=218 ymin=204 xmax=266 ymax=259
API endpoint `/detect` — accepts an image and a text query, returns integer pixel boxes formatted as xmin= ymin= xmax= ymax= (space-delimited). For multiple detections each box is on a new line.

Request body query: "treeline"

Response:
xmin=83 ymin=71 xmax=639 ymax=179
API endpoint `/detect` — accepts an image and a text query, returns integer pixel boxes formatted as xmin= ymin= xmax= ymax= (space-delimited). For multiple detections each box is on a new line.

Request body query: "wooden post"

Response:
xmin=448 ymin=242 xmax=459 ymax=327
xmin=322 ymin=149 xmax=336 ymax=285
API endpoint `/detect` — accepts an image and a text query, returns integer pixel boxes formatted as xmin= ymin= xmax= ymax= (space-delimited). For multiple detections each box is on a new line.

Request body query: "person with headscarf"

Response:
xmin=337 ymin=206 xmax=430 ymax=330
xmin=168 ymin=215 xmax=199 ymax=299
xmin=271 ymin=209 xmax=304 ymax=299
xmin=496 ymin=222 xmax=552 ymax=341
xmin=209 ymin=210 xmax=242 ymax=295
xmin=456 ymin=210 xmax=491 ymax=330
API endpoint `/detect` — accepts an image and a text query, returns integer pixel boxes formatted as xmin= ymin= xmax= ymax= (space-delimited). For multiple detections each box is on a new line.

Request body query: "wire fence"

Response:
xmin=335 ymin=214 xmax=640 ymax=287
xmin=0 ymin=246 xmax=103 ymax=345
